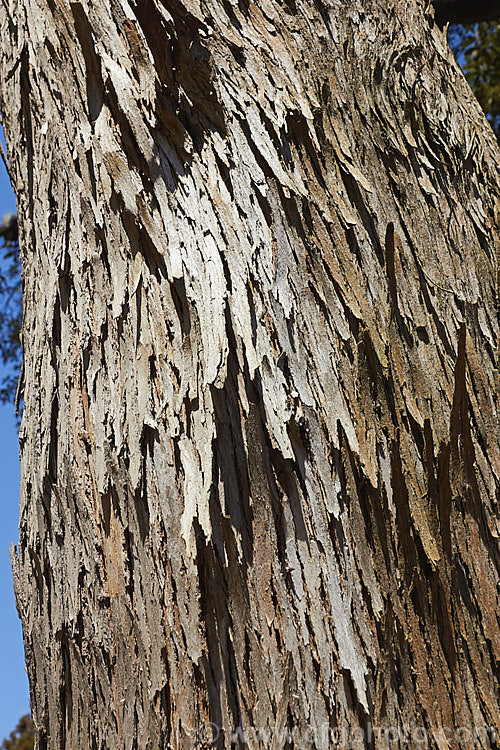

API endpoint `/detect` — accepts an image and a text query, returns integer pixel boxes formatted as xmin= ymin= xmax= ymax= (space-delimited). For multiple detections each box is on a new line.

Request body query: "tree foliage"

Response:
xmin=448 ymin=22 xmax=500 ymax=138
xmin=0 ymin=715 xmax=34 ymax=750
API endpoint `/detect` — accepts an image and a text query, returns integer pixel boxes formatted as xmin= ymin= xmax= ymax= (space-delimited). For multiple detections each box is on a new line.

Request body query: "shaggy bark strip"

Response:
xmin=1 ymin=0 xmax=499 ymax=747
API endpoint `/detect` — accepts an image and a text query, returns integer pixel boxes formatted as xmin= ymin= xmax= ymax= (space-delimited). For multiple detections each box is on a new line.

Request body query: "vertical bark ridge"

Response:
xmin=1 ymin=0 xmax=499 ymax=746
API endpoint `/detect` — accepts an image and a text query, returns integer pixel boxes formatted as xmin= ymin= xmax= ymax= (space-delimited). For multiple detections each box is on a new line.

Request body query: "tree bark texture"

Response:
xmin=1 ymin=0 xmax=499 ymax=747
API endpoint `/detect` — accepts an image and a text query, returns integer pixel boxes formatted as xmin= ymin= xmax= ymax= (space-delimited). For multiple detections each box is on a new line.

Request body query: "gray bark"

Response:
xmin=0 ymin=0 xmax=499 ymax=747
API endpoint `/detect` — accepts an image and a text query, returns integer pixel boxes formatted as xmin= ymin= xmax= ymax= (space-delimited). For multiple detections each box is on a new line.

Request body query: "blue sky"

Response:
xmin=0 ymin=139 xmax=30 ymax=741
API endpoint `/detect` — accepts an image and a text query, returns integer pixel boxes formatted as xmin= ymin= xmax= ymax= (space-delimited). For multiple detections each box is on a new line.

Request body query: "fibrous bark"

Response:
xmin=1 ymin=0 xmax=499 ymax=747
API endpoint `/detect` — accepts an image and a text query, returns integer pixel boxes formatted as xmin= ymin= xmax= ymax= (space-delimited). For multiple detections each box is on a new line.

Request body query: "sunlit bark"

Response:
xmin=1 ymin=0 xmax=499 ymax=747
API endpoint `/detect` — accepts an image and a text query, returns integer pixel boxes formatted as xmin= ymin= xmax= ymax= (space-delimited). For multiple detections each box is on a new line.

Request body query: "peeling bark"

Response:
xmin=1 ymin=0 xmax=499 ymax=747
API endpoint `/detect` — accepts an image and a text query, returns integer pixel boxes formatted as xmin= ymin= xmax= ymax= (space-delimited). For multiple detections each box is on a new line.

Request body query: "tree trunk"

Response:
xmin=1 ymin=0 xmax=499 ymax=747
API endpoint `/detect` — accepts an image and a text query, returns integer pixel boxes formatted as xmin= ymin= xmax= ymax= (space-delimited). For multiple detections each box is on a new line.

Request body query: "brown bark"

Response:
xmin=1 ymin=0 xmax=499 ymax=747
